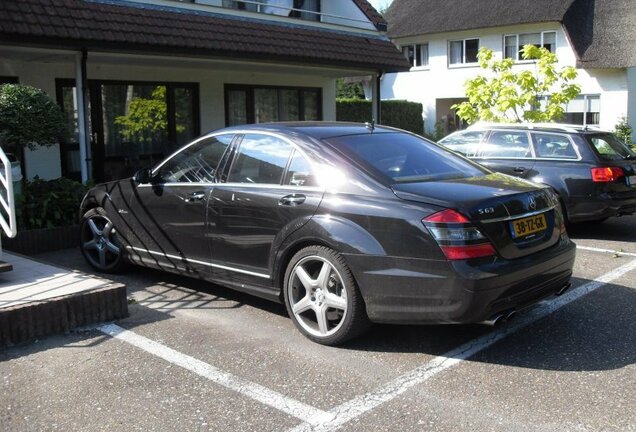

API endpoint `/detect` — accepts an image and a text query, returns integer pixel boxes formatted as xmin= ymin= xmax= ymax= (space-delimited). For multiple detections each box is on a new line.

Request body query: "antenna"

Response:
xmin=365 ymin=119 xmax=375 ymax=132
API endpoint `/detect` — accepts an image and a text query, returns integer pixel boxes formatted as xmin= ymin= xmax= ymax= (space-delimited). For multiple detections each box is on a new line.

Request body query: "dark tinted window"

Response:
xmin=326 ymin=133 xmax=486 ymax=183
xmin=157 ymin=134 xmax=233 ymax=183
xmin=588 ymin=133 xmax=636 ymax=161
xmin=228 ymin=134 xmax=293 ymax=184
xmin=284 ymin=150 xmax=316 ymax=187
xmin=532 ymin=133 xmax=578 ymax=159
xmin=480 ymin=131 xmax=531 ymax=158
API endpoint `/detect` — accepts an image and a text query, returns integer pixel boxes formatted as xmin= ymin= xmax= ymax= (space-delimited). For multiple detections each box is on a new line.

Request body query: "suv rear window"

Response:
xmin=588 ymin=133 xmax=636 ymax=161
xmin=326 ymin=133 xmax=487 ymax=183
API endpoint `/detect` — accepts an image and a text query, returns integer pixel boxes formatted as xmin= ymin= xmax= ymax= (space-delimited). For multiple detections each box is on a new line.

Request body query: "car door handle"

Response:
xmin=279 ymin=194 xmax=306 ymax=206
xmin=513 ymin=167 xmax=526 ymax=173
xmin=185 ymin=191 xmax=206 ymax=202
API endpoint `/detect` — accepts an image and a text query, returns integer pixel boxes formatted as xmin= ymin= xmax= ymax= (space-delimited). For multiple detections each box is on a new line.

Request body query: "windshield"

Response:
xmin=588 ymin=133 xmax=636 ymax=161
xmin=325 ymin=132 xmax=488 ymax=184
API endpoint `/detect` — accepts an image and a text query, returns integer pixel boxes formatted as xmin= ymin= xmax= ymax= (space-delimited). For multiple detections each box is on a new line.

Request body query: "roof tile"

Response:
xmin=0 ymin=0 xmax=409 ymax=70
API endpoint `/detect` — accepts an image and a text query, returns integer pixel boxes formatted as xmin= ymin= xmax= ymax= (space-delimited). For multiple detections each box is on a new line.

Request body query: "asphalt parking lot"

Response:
xmin=2 ymin=216 xmax=635 ymax=432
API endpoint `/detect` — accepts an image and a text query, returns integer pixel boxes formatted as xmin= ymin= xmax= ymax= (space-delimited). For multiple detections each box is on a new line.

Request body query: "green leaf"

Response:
xmin=453 ymin=46 xmax=581 ymax=124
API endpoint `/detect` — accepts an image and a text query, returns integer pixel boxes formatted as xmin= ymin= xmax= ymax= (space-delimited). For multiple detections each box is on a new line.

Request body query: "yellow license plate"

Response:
xmin=510 ymin=214 xmax=547 ymax=238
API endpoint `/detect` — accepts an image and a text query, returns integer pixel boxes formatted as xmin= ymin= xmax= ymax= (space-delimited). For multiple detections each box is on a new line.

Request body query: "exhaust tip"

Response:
xmin=481 ymin=310 xmax=517 ymax=326
xmin=480 ymin=314 xmax=505 ymax=326
xmin=556 ymin=283 xmax=571 ymax=296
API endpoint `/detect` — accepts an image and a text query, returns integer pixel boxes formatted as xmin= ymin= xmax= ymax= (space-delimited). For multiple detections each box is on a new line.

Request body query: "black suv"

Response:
xmin=439 ymin=124 xmax=636 ymax=223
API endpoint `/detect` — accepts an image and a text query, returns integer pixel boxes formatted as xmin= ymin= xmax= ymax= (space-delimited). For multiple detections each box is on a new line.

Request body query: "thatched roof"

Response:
xmin=386 ymin=0 xmax=636 ymax=68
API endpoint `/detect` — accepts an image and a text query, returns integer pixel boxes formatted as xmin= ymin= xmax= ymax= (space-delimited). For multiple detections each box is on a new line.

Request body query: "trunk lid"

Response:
xmin=392 ymin=173 xmax=562 ymax=260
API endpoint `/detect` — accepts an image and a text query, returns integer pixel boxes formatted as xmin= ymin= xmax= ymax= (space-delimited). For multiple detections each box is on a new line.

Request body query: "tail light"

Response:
xmin=591 ymin=167 xmax=624 ymax=182
xmin=422 ymin=209 xmax=496 ymax=260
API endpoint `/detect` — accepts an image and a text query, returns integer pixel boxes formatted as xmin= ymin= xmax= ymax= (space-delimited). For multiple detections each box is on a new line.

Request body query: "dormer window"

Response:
xmin=402 ymin=43 xmax=429 ymax=68
xmin=504 ymin=31 xmax=557 ymax=60
xmin=222 ymin=0 xmax=320 ymax=21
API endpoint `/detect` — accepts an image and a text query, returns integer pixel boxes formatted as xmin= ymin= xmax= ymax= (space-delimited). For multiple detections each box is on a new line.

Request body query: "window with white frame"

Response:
xmin=504 ymin=31 xmax=556 ymax=60
xmin=222 ymin=0 xmax=320 ymax=21
xmin=449 ymin=38 xmax=479 ymax=65
xmin=402 ymin=43 xmax=429 ymax=68
xmin=538 ymin=94 xmax=600 ymax=126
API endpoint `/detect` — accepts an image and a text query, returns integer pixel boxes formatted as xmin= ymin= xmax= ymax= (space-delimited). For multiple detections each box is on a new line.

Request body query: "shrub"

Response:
xmin=614 ymin=116 xmax=633 ymax=146
xmin=18 ymin=177 xmax=89 ymax=230
xmin=0 ymin=84 xmax=66 ymax=153
xmin=336 ymin=99 xmax=424 ymax=135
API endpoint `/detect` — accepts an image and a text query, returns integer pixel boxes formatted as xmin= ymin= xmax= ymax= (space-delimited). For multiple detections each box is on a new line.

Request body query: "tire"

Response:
xmin=283 ymin=246 xmax=371 ymax=345
xmin=80 ymin=207 xmax=126 ymax=274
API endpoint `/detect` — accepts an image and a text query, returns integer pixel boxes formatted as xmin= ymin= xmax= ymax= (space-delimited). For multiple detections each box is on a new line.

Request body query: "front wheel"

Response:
xmin=283 ymin=246 xmax=370 ymax=345
xmin=80 ymin=207 xmax=126 ymax=273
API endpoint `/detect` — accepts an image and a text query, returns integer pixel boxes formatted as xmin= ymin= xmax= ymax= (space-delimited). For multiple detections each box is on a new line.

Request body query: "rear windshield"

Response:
xmin=325 ymin=132 xmax=487 ymax=183
xmin=588 ymin=133 xmax=636 ymax=161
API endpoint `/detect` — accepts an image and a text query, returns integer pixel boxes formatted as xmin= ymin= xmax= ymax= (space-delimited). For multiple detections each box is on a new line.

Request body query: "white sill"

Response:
xmin=409 ymin=66 xmax=430 ymax=72
xmin=448 ymin=63 xmax=480 ymax=69
xmin=512 ymin=59 xmax=538 ymax=65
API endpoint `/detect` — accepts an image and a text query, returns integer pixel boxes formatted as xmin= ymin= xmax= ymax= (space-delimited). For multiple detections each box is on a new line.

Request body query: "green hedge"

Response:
xmin=17 ymin=177 xmax=89 ymax=230
xmin=336 ymin=99 xmax=424 ymax=135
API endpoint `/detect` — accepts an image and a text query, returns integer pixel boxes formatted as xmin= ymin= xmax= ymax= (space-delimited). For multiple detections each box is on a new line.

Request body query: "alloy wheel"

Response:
xmin=287 ymin=255 xmax=348 ymax=338
xmin=81 ymin=213 xmax=121 ymax=271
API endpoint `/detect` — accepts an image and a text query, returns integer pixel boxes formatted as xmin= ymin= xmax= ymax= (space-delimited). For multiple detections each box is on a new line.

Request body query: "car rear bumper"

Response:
xmin=344 ymin=236 xmax=576 ymax=324
xmin=568 ymin=192 xmax=636 ymax=222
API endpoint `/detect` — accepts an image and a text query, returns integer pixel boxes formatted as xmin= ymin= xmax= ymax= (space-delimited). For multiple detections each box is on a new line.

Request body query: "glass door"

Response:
xmin=57 ymin=80 xmax=199 ymax=182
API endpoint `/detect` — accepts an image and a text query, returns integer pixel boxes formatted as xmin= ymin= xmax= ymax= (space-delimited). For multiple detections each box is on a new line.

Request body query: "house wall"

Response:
xmin=383 ymin=22 xmax=631 ymax=135
xmin=128 ymin=0 xmax=378 ymax=33
xmin=0 ymin=55 xmax=338 ymax=180
xmin=628 ymin=67 xmax=636 ymax=140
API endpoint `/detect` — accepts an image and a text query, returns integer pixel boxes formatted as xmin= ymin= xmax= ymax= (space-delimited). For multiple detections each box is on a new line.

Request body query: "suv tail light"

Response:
xmin=422 ymin=209 xmax=496 ymax=260
xmin=591 ymin=167 xmax=624 ymax=182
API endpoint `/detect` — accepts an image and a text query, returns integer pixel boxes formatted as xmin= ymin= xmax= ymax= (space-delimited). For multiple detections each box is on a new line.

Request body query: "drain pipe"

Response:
xmin=75 ymin=49 xmax=90 ymax=183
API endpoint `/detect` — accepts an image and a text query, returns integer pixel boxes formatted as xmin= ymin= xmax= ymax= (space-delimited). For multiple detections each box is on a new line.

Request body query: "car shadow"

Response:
xmin=568 ymin=215 xmax=636 ymax=241
xmin=22 ymin=248 xmax=636 ymax=373
xmin=344 ymin=277 xmax=636 ymax=372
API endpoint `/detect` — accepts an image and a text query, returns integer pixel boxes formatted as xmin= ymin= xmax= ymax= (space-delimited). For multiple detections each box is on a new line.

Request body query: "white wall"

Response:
xmin=24 ymin=144 xmax=62 ymax=180
xmin=384 ymin=22 xmax=631 ymax=134
xmin=628 ymin=67 xmax=636 ymax=140
xmin=0 ymin=54 xmax=342 ymax=180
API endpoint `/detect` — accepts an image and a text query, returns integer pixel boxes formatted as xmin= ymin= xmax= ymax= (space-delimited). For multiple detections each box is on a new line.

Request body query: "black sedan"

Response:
xmin=79 ymin=123 xmax=576 ymax=345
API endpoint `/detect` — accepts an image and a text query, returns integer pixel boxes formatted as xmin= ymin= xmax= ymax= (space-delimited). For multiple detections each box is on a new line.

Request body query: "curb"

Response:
xmin=0 ymin=282 xmax=128 ymax=349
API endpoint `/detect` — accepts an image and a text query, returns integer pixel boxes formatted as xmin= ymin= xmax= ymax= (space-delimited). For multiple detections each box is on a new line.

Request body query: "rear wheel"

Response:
xmin=283 ymin=246 xmax=370 ymax=345
xmin=80 ymin=207 xmax=126 ymax=273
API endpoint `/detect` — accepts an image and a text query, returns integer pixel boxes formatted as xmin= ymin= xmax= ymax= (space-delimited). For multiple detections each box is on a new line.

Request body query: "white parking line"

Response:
xmin=576 ymin=245 xmax=636 ymax=257
xmin=97 ymin=323 xmax=333 ymax=425
xmin=289 ymin=258 xmax=636 ymax=432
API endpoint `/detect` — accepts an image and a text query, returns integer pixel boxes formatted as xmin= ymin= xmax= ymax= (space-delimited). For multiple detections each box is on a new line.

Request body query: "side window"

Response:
xmin=532 ymin=133 xmax=578 ymax=159
xmin=439 ymin=131 xmax=485 ymax=156
xmin=480 ymin=131 xmax=531 ymax=158
xmin=284 ymin=150 xmax=316 ymax=187
xmin=157 ymin=134 xmax=233 ymax=183
xmin=228 ymin=134 xmax=293 ymax=184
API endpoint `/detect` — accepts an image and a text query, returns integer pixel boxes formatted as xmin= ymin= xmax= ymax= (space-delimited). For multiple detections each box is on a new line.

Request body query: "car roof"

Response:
xmin=464 ymin=122 xmax=610 ymax=135
xmin=212 ymin=121 xmax=400 ymax=140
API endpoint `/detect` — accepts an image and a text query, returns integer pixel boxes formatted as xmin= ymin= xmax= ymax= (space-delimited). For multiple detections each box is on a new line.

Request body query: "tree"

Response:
xmin=375 ymin=0 xmax=393 ymax=15
xmin=0 ymin=84 xmax=66 ymax=154
xmin=114 ymin=86 xmax=175 ymax=146
xmin=453 ymin=45 xmax=581 ymax=124
xmin=336 ymin=78 xmax=365 ymax=100
xmin=614 ymin=116 xmax=633 ymax=146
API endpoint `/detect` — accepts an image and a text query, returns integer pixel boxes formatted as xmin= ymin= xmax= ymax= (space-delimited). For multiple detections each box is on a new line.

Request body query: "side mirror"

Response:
xmin=133 ymin=168 xmax=153 ymax=184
